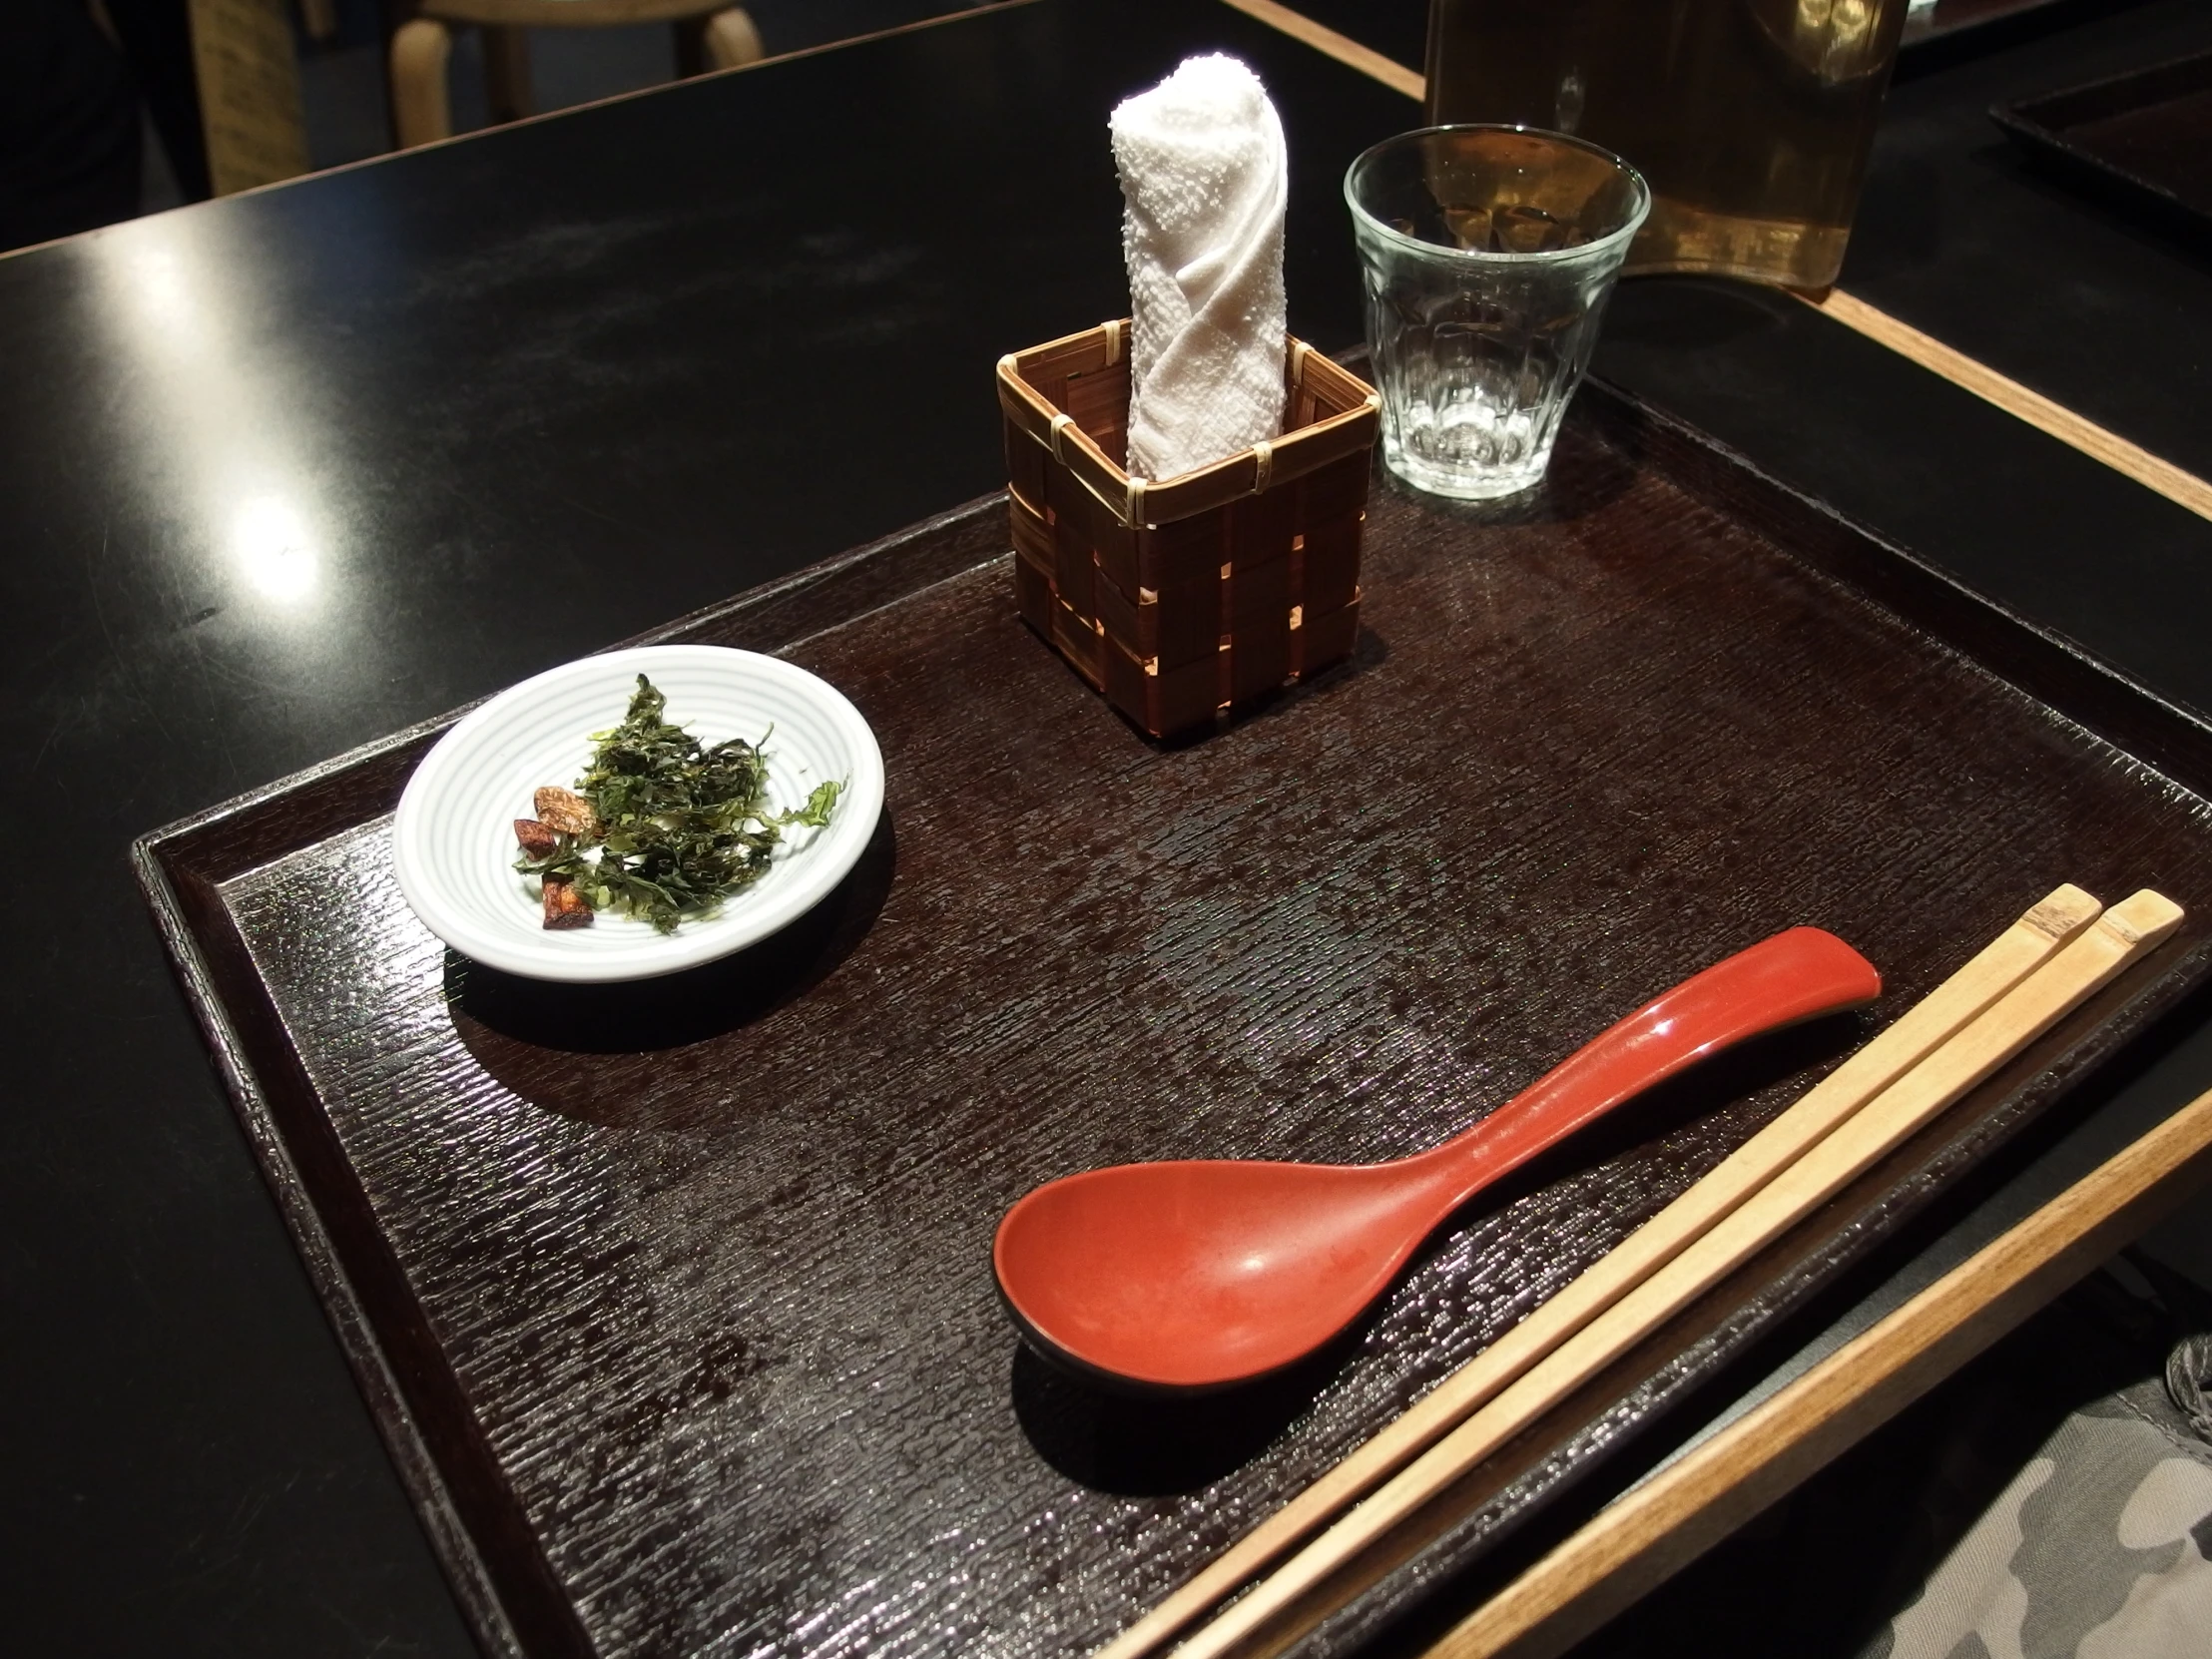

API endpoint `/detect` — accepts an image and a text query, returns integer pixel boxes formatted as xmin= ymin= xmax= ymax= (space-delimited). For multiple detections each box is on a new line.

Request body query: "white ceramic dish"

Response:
xmin=392 ymin=645 xmax=883 ymax=983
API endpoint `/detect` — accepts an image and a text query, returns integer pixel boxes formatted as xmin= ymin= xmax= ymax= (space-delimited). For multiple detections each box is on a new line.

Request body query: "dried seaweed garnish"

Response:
xmin=512 ymin=675 xmax=842 ymax=933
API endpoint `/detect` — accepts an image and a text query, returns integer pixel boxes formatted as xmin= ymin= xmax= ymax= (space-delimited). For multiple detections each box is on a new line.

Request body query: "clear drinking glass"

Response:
xmin=1346 ymin=126 xmax=1650 ymax=500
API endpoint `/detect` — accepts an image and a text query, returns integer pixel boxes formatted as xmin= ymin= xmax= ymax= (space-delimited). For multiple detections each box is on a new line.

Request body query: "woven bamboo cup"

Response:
xmin=997 ymin=320 xmax=1382 ymax=739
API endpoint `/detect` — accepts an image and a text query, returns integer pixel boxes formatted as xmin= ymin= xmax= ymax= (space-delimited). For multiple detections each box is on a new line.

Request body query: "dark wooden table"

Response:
xmin=5 ymin=1 xmax=2210 ymax=1655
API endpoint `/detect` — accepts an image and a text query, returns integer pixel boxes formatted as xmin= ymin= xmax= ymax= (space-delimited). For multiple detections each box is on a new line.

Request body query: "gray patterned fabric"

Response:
xmin=1563 ymin=1263 xmax=2212 ymax=1659
xmin=1858 ymin=1361 xmax=2212 ymax=1659
xmin=2168 ymin=1336 xmax=2212 ymax=1448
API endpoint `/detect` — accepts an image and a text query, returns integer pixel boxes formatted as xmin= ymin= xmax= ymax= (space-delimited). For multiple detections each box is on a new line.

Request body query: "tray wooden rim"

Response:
xmin=134 ymin=378 xmax=2212 ymax=1659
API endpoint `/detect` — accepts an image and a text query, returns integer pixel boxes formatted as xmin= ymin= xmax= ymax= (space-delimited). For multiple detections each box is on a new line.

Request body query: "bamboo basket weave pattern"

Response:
xmin=998 ymin=320 xmax=1381 ymax=738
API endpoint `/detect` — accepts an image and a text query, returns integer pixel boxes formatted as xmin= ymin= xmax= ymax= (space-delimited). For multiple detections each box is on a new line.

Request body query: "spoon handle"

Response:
xmin=1427 ymin=926 xmax=1881 ymax=1204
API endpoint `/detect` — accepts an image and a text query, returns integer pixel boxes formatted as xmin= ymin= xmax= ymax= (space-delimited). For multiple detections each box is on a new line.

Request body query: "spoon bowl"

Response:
xmin=993 ymin=927 xmax=1880 ymax=1390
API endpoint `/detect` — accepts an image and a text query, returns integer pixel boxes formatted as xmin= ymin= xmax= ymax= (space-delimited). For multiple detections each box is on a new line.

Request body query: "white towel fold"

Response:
xmin=1110 ymin=55 xmax=1288 ymax=483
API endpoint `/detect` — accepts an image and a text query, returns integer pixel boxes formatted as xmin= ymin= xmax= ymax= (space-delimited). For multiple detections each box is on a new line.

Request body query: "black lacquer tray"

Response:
xmin=1993 ymin=49 xmax=2212 ymax=250
xmin=137 ymin=382 xmax=2212 ymax=1659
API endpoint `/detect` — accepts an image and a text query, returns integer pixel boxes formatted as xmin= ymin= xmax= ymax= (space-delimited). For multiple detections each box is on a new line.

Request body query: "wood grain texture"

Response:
xmin=1424 ymin=1080 xmax=2212 ymax=1659
xmin=141 ymin=391 xmax=2212 ymax=1659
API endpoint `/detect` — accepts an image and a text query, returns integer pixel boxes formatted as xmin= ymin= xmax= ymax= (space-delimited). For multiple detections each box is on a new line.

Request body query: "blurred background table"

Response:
xmin=4 ymin=0 xmax=2210 ymax=1653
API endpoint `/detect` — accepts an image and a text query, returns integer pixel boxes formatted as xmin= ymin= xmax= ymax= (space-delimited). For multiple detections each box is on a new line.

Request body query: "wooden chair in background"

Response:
xmin=389 ymin=0 xmax=763 ymax=148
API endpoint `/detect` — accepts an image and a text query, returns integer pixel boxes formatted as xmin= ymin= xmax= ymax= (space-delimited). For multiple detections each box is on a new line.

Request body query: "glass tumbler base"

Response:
xmin=1382 ymin=435 xmax=1554 ymax=501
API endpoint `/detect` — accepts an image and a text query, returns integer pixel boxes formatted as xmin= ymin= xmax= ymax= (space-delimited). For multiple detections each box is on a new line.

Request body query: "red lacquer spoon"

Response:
xmin=993 ymin=926 xmax=1880 ymax=1390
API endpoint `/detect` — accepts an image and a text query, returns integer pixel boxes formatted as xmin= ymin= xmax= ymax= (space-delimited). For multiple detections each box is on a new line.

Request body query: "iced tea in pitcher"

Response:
xmin=1425 ymin=0 xmax=1911 ymax=288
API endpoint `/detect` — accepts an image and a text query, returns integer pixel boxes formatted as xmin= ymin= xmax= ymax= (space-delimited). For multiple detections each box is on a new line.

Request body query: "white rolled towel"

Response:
xmin=1110 ymin=55 xmax=1288 ymax=483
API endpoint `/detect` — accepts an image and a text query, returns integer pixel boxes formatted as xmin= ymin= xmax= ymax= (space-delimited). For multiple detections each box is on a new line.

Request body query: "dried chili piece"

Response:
xmin=540 ymin=873 xmax=592 ymax=929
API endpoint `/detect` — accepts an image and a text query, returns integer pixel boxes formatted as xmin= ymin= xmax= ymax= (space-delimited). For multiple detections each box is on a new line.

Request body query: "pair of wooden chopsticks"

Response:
xmin=1099 ymin=883 xmax=2185 ymax=1659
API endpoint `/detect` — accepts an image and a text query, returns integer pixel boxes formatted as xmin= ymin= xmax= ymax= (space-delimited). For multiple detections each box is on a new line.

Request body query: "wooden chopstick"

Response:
xmin=1096 ymin=885 xmax=2101 ymax=1659
xmin=1161 ymin=889 xmax=2183 ymax=1659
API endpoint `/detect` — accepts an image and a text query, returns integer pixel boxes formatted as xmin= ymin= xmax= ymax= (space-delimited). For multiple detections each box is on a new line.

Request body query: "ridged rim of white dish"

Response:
xmin=392 ymin=645 xmax=884 ymax=983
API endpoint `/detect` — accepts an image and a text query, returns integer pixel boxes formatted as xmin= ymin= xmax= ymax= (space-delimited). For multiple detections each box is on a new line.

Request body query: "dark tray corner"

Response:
xmin=1992 ymin=49 xmax=2212 ymax=252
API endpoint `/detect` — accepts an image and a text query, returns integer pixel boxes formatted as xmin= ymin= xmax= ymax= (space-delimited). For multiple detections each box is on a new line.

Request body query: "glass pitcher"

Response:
xmin=1425 ymin=0 xmax=1912 ymax=289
